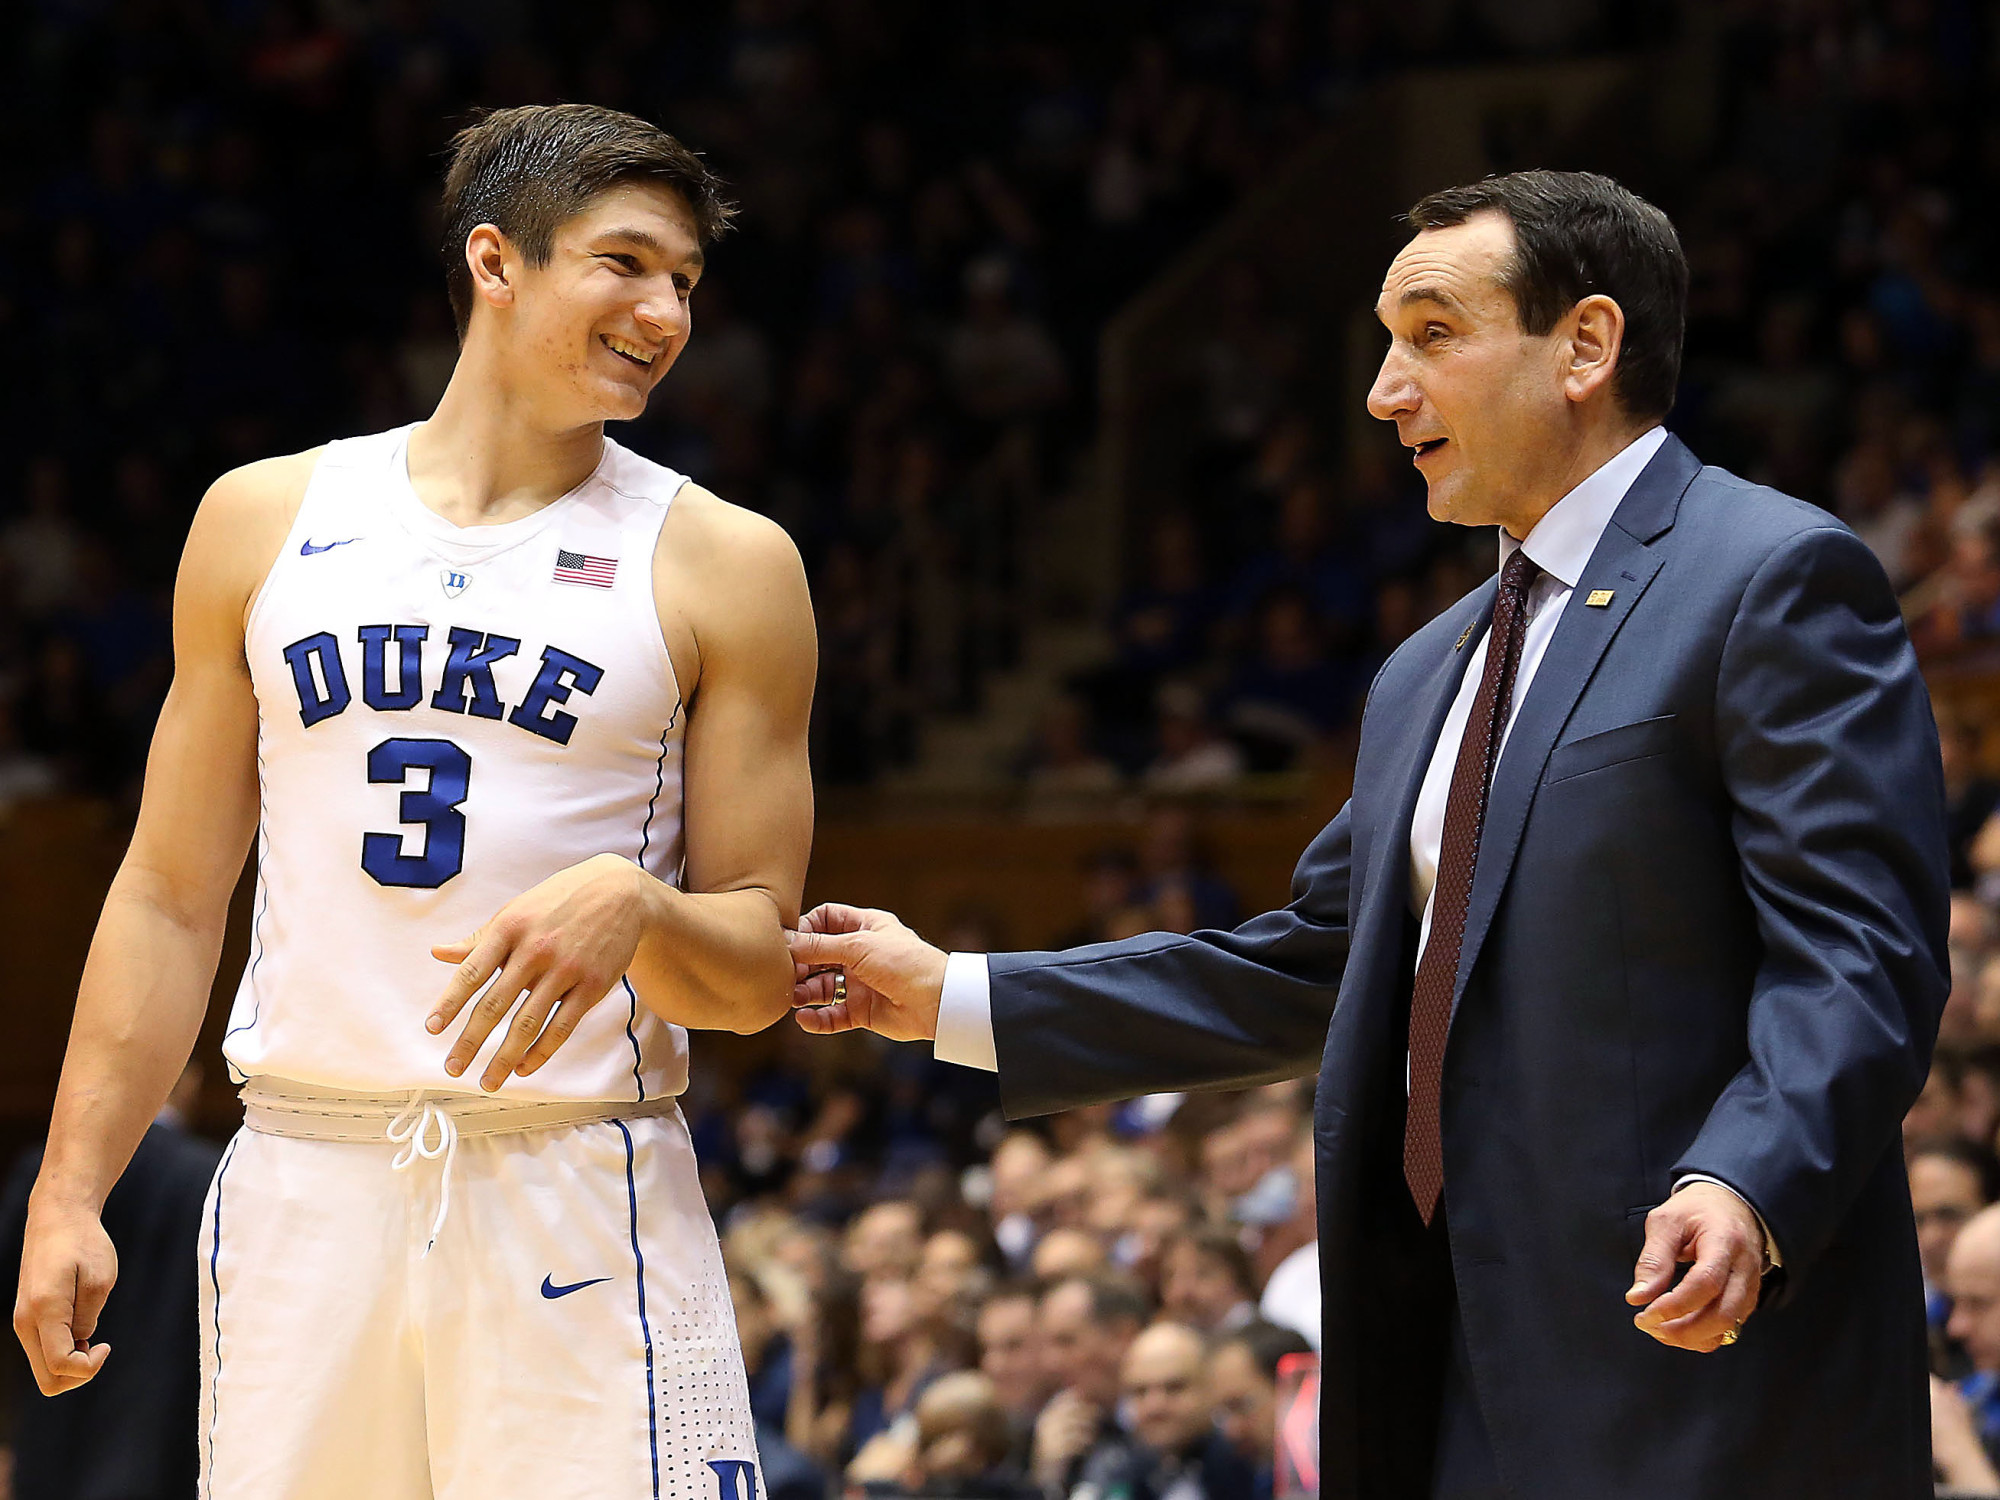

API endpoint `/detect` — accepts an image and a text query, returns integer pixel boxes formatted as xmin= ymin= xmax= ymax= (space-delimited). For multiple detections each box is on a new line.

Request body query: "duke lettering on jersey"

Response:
xmin=227 ymin=426 xmax=693 ymax=1104
xmin=284 ymin=625 xmax=606 ymax=746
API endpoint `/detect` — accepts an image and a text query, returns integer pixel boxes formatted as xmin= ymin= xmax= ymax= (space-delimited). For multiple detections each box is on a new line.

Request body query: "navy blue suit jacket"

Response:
xmin=988 ymin=438 xmax=1949 ymax=1498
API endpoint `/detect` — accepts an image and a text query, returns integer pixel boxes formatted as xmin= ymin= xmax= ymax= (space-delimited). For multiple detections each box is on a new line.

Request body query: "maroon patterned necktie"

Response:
xmin=1404 ymin=549 xmax=1543 ymax=1224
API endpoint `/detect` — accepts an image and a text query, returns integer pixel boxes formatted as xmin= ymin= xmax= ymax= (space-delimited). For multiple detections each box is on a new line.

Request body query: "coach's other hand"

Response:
xmin=1626 ymin=1182 xmax=1765 ymax=1353
xmin=14 ymin=1197 xmax=115 ymax=1395
xmin=788 ymin=904 xmax=946 ymax=1043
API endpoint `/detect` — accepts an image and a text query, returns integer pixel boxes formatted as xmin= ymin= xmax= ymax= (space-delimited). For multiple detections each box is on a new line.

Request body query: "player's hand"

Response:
xmin=787 ymin=904 xmax=946 ymax=1043
xmin=428 ymin=853 xmax=655 ymax=1090
xmin=13 ymin=1196 xmax=116 ymax=1395
xmin=1626 ymin=1181 xmax=1766 ymax=1352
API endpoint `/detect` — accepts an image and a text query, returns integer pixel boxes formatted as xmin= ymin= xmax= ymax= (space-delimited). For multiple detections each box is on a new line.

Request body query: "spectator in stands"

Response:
xmin=1133 ymin=805 xmax=1240 ymax=932
xmin=1116 ymin=1192 xmax=1198 ymax=1295
xmin=1224 ymin=478 xmax=1367 ymax=657
xmin=1220 ymin=589 xmax=1350 ymax=772
xmin=1909 ymin=1053 xmax=1972 ymax=1152
xmin=985 ymin=1132 xmax=1053 ymax=1271
xmin=1057 ymin=848 xmax=1143 ymax=948
xmin=976 ymin=1285 xmax=1049 ymax=1455
xmin=1159 ymin=1227 xmax=1259 ymax=1334
xmin=1029 ymin=1275 xmax=1148 ymax=1500
xmin=1032 ymin=1226 xmax=1109 ymax=1283
xmin=1912 ymin=1139 xmax=1997 ymax=1364
xmin=916 ymin=1229 xmax=992 ymax=1321
xmin=1118 ymin=1322 xmax=1255 ymax=1500
xmin=944 ymin=258 xmax=1067 ymax=426
xmin=1942 ymin=712 xmax=2000 ymax=889
xmin=726 ymin=1263 xmax=825 ymax=1500
xmin=1021 ymin=695 xmax=1124 ymax=813
xmin=850 ymin=1371 xmax=1031 ymax=1500
xmin=1945 ymin=1204 xmax=2000 ymax=1479
xmin=729 ymin=1262 xmax=797 ymax=1430
xmin=1142 ymin=682 xmax=1246 ymax=796
xmin=788 ymin=1275 xmax=866 ymax=1471
xmin=1209 ymin=1321 xmax=1316 ymax=1500
xmin=846 ymin=1200 xmax=926 ymax=1281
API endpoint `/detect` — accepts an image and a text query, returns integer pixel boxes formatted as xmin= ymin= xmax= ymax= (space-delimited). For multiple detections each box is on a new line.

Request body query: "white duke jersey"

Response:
xmin=221 ymin=424 xmax=693 ymax=1103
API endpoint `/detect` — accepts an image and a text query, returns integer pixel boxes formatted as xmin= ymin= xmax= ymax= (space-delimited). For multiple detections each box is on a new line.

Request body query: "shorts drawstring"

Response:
xmin=387 ymin=1092 xmax=460 ymax=1252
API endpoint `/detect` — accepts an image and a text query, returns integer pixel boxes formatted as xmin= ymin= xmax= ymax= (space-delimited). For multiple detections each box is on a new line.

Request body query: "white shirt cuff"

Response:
xmin=933 ymin=952 xmax=997 ymax=1072
xmin=1672 ymin=1173 xmax=1783 ymax=1269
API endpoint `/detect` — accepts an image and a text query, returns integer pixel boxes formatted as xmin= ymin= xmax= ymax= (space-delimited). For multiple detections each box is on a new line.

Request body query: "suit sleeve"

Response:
xmin=989 ymin=803 xmax=1352 ymax=1119
xmin=1673 ymin=525 xmax=1949 ymax=1278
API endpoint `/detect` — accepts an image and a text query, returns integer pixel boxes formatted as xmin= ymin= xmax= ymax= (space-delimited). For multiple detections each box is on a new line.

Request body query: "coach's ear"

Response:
xmin=464 ymin=223 xmax=515 ymax=314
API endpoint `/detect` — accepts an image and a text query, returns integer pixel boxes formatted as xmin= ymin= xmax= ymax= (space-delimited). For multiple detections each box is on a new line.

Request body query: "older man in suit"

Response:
xmin=788 ymin=170 xmax=1949 ymax=1498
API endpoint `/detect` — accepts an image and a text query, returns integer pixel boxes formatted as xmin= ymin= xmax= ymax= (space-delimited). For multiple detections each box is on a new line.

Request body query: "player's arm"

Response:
xmin=14 ymin=453 xmax=307 ymax=1396
xmin=428 ymin=488 xmax=815 ymax=1088
xmin=627 ymin=493 xmax=815 ymax=1026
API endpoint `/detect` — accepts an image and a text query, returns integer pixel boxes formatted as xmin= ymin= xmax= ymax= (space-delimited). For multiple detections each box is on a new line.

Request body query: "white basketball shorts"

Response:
xmin=196 ymin=1081 xmax=763 ymax=1500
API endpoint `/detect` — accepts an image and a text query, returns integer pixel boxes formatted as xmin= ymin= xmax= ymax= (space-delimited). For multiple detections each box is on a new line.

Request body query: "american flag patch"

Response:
xmin=553 ymin=549 xmax=617 ymax=589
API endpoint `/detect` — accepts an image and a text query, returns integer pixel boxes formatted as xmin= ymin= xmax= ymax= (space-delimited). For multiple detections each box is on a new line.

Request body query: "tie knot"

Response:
xmin=1501 ymin=549 xmax=1541 ymax=596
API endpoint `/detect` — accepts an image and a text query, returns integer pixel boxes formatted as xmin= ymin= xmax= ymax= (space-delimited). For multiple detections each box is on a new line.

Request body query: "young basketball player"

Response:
xmin=14 ymin=104 xmax=812 ymax=1500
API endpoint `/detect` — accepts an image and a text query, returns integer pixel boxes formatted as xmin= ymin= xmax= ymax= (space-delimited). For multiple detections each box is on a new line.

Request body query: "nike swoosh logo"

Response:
xmin=300 ymin=537 xmax=361 ymax=555
xmin=541 ymin=1274 xmax=613 ymax=1300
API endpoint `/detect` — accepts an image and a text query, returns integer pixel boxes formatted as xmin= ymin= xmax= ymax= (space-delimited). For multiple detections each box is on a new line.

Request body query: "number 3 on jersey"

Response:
xmin=362 ymin=738 xmax=470 ymax=888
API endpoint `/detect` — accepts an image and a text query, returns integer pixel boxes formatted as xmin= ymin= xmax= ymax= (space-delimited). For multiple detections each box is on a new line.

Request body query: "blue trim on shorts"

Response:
xmin=614 ymin=1119 xmax=660 ymax=1500
xmin=203 ymin=1135 xmax=242 ymax=1497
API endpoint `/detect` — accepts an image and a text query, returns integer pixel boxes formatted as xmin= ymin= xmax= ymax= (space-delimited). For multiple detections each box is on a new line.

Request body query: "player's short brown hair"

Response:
xmin=439 ymin=103 xmax=736 ymax=335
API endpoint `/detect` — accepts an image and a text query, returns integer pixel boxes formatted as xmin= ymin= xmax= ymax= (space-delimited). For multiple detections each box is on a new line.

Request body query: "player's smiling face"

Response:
xmin=1367 ymin=211 xmax=1573 ymax=536
xmin=510 ymin=180 xmax=703 ymax=424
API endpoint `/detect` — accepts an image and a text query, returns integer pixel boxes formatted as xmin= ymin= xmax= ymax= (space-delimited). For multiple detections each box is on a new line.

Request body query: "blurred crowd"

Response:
xmin=708 ymin=1066 xmax=1321 ymax=1500
xmin=0 ymin=0 xmax=1497 ymax=806
xmin=1027 ymin=0 xmax=2000 ymax=802
xmin=11 ymin=1 xmax=1996 ymax=806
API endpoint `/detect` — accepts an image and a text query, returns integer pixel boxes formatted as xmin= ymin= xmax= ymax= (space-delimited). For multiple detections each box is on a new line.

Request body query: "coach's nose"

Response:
xmin=1367 ymin=347 xmax=1421 ymax=424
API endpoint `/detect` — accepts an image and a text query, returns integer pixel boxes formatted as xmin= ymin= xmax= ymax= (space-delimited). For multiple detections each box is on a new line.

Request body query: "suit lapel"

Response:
xmin=1355 ymin=588 xmax=1494 ymax=949
xmin=1450 ymin=437 xmax=1700 ymax=1004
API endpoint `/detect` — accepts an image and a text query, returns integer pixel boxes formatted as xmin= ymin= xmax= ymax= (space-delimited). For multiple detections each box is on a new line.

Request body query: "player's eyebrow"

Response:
xmin=595 ymin=227 xmax=704 ymax=272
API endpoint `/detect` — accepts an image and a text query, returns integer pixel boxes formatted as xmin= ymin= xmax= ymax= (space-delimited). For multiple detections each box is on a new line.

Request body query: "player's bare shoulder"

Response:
xmin=653 ymin=482 xmax=815 ymax=699
xmin=181 ymin=447 xmax=326 ymax=634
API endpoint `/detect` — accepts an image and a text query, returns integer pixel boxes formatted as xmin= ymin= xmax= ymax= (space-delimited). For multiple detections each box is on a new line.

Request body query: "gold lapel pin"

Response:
xmin=1454 ymin=622 xmax=1476 ymax=651
xmin=1585 ymin=589 xmax=1615 ymax=608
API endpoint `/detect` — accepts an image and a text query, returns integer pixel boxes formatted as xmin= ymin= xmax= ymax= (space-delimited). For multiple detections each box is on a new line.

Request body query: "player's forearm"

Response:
xmin=628 ymin=882 xmax=794 ymax=1033
xmin=34 ymin=880 xmax=227 ymax=1213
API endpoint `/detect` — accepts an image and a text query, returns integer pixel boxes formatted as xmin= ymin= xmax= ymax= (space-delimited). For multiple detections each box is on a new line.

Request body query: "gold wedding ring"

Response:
xmin=1718 ymin=1325 xmax=1740 ymax=1347
xmin=832 ymin=970 xmax=847 ymax=1004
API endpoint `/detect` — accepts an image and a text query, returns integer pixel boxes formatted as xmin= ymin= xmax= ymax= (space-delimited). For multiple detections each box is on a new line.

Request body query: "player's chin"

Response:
xmin=588 ymin=375 xmax=654 ymax=423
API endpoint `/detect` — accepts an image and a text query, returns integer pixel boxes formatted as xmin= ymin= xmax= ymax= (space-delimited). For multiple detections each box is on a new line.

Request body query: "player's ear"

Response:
xmin=465 ymin=224 xmax=515 ymax=314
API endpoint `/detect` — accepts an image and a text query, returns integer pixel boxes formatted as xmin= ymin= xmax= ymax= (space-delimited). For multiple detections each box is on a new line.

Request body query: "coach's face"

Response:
xmin=1368 ymin=210 xmax=1620 ymax=538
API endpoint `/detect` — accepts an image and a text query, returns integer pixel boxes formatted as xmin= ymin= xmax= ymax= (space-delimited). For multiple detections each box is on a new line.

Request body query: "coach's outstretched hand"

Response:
xmin=788 ymin=904 xmax=947 ymax=1043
